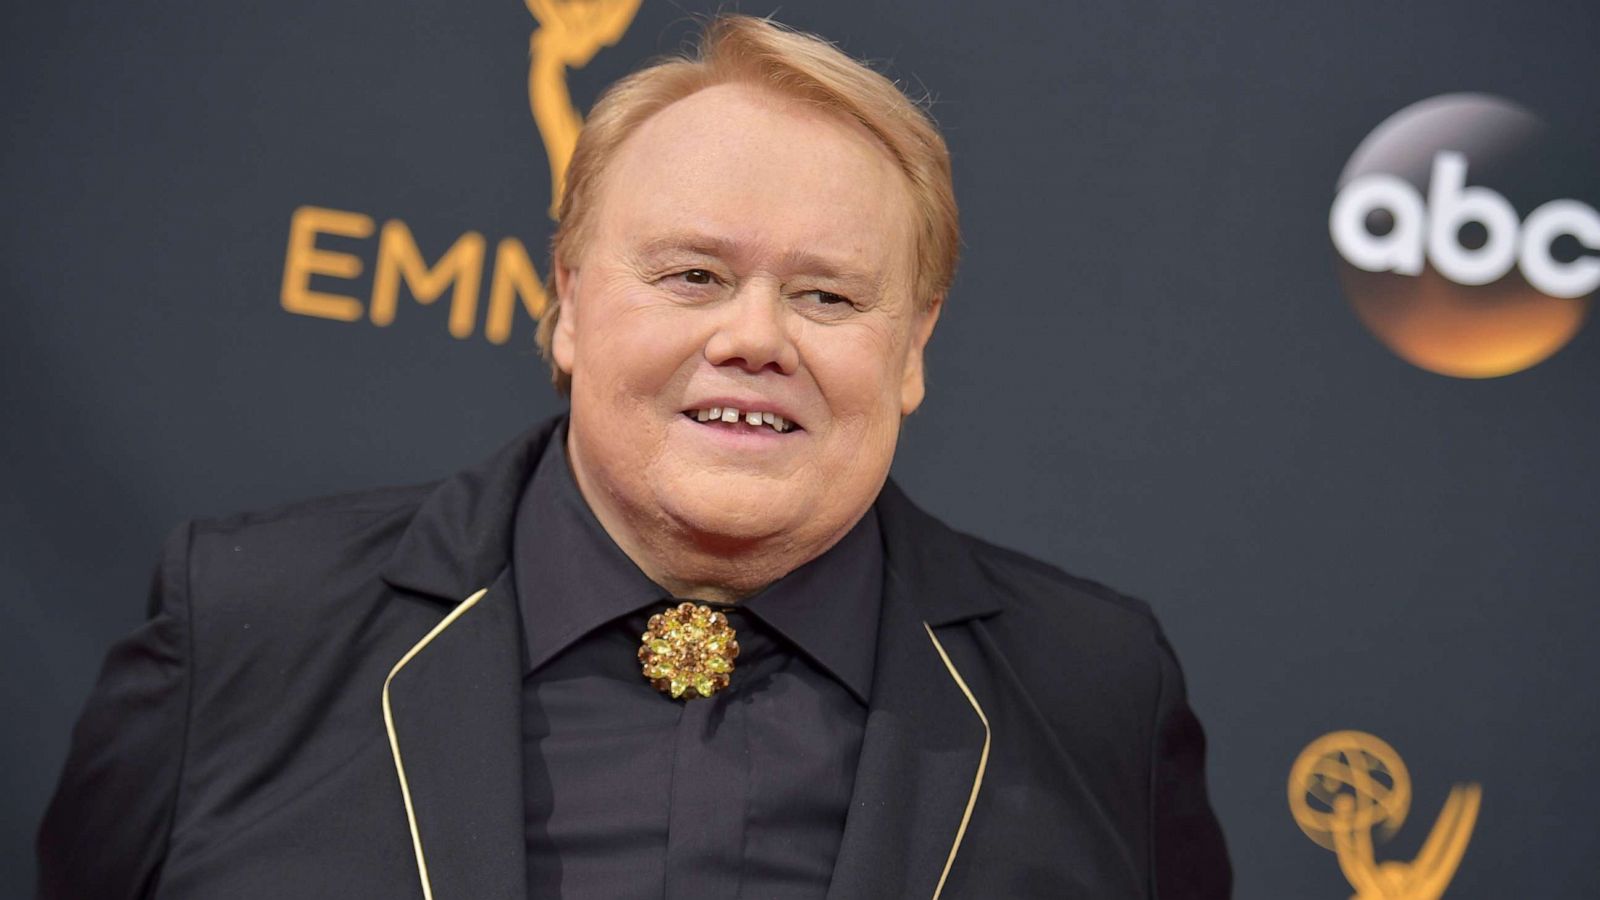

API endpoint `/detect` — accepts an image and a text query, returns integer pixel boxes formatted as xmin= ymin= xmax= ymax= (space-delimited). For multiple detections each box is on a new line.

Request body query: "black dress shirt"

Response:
xmin=512 ymin=425 xmax=884 ymax=899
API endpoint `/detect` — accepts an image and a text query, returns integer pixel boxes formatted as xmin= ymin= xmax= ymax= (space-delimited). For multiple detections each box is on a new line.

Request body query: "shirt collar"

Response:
xmin=739 ymin=507 xmax=881 ymax=704
xmin=513 ymin=422 xmax=663 ymax=675
xmin=512 ymin=420 xmax=883 ymax=704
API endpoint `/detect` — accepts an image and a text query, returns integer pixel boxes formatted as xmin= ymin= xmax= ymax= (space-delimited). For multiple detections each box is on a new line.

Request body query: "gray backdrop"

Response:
xmin=4 ymin=1 xmax=1598 ymax=897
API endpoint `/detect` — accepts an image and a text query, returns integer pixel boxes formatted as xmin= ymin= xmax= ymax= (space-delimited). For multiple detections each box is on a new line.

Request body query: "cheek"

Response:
xmin=801 ymin=324 xmax=907 ymax=430
xmin=577 ymin=289 xmax=703 ymax=393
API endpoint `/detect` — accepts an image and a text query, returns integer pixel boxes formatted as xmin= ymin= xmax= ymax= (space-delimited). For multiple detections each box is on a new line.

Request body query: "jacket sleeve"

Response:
xmin=37 ymin=523 xmax=193 ymax=900
xmin=1148 ymin=623 xmax=1233 ymax=899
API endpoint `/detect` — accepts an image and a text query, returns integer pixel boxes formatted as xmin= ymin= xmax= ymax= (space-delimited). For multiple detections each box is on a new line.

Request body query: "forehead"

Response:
xmin=591 ymin=82 xmax=916 ymax=277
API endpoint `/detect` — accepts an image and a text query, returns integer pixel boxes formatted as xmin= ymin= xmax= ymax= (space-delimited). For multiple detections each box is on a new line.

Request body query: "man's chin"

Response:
xmin=671 ymin=504 xmax=793 ymax=541
xmin=657 ymin=484 xmax=800 ymax=547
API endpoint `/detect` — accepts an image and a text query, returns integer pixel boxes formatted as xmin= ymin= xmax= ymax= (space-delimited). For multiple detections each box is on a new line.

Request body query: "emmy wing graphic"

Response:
xmin=526 ymin=0 xmax=643 ymax=219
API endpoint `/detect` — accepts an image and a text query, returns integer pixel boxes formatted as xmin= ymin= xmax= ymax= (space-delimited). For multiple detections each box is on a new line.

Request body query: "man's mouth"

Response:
xmin=682 ymin=406 xmax=800 ymax=434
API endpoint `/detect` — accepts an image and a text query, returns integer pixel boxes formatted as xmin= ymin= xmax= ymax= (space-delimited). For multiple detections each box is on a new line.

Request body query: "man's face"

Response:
xmin=554 ymin=82 xmax=938 ymax=564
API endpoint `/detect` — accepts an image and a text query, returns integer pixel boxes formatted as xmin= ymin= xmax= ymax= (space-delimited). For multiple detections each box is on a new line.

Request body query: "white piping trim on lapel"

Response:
xmin=381 ymin=587 xmax=490 ymax=900
xmin=923 ymin=622 xmax=991 ymax=900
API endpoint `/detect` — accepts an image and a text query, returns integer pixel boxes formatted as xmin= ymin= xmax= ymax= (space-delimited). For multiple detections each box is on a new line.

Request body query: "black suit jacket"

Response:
xmin=39 ymin=416 xmax=1231 ymax=899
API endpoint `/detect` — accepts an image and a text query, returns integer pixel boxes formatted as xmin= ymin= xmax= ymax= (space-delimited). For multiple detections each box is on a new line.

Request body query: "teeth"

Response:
xmin=687 ymin=407 xmax=796 ymax=433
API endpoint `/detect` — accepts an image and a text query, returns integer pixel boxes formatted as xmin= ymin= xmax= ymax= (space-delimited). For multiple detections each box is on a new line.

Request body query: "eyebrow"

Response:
xmin=631 ymin=231 xmax=886 ymax=291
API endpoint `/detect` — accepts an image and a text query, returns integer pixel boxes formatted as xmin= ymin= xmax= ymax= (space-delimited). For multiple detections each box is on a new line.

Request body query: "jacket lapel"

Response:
xmin=382 ymin=565 xmax=527 ymax=900
xmin=826 ymin=483 xmax=1003 ymax=900
xmin=825 ymin=585 xmax=990 ymax=900
xmin=377 ymin=420 xmax=559 ymax=900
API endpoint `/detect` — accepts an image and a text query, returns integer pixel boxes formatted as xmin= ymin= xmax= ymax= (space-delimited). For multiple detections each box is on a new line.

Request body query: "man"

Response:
xmin=39 ymin=15 xmax=1230 ymax=899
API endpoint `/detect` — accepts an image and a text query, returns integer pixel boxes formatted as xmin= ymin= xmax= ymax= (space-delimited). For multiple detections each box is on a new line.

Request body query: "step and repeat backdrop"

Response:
xmin=4 ymin=1 xmax=1597 ymax=896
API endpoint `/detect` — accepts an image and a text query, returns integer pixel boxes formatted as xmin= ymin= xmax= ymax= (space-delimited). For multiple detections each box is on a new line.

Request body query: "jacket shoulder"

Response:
xmin=943 ymin=528 xmax=1175 ymax=737
xmin=192 ymin=480 xmax=438 ymax=537
xmin=934 ymin=533 xmax=1231 ymax=898
xmin=179 ymin=480 xmax=440 ymax=629
xmin=957 ymin=529 xmax=1161 ymax=646
xmin=188 ymin=481 xmax=436 ymax=567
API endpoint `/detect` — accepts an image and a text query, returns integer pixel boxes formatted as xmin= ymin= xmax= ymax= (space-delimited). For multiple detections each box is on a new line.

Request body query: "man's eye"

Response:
xmin=681 ymin=269 xmax=716 ymax=285
xmin=810 ymin=290 xmax=854 ymax=307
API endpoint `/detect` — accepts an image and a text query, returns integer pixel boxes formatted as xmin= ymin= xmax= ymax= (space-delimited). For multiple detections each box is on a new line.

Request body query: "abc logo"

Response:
xmin=1329 ymin=94 xmax=1597 ymax=378
xmin=1333 ymin=152 xmax=1599 ymax=298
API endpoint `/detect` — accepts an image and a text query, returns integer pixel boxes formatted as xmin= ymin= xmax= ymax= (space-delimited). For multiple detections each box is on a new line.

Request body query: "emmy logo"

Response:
xmin=525 ymin=0 xmax=642 ymax=218
xmin=1289 ymin=731 xmax=1482 ymax=900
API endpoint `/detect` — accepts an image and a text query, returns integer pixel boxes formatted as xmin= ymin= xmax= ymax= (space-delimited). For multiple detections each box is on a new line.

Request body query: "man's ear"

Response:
xmin=552 ymin=258 xmax=580 ymax=376
xmin=899 ymin=296 xmax=943 ymax=416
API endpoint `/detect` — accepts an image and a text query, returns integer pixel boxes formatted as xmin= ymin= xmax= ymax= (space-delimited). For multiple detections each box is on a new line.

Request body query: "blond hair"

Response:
xmin=536 ymin=14 xmax=959 ymax=392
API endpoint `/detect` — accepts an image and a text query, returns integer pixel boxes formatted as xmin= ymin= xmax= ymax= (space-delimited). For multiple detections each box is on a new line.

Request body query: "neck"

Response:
xmin=586 ymin=490 xmax=817 ymax=603
xmin=566 ymin=445 xmax=845 ymax=604
xmin=634 ymin=527 xmax=802 ymax=604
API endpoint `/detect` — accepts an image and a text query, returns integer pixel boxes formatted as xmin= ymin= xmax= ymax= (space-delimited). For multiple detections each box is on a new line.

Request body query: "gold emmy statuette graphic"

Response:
xmin=1289 ymin=731 xmax=1482 ymax=900
xmin=526 ymin=0 xmax=642 ymax=219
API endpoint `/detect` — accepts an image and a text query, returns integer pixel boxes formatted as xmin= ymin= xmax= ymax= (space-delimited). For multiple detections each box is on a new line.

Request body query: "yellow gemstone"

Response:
xmin=694 ymin=674 xmax=716 ymax=696
xmin=707 ymin=656 xmax=729 ymax=673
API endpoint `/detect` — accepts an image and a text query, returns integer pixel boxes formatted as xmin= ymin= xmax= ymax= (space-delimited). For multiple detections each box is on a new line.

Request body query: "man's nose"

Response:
xmin=703 ymin=280 xmax=800 ymax=375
